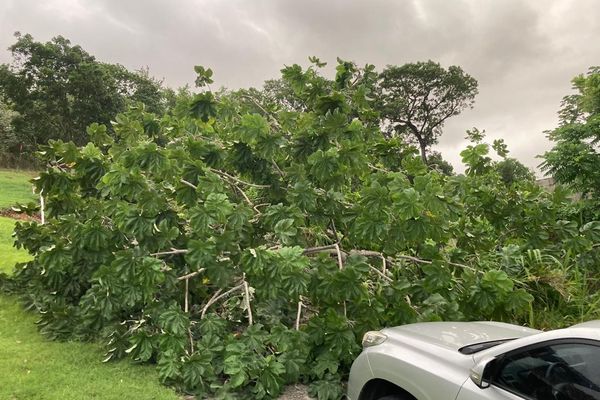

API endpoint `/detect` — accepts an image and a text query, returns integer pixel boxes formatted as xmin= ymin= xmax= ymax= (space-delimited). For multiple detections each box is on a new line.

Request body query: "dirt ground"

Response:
xmin=0 ymin=208 xmax=40 ymax=221
xmin=182 ymin=384 xmax=314 ymax=400
xmin=277 ymin=384 xmax=313 ymax=400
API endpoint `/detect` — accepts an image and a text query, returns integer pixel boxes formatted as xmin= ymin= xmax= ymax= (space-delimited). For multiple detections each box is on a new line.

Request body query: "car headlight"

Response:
xmin=362 ymin=331 xmax=387 ymax=348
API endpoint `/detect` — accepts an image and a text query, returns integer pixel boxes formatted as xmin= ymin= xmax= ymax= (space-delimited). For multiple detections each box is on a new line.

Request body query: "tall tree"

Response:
xmin=495 ymin=158 xmax=535 ymax=185
xmin=0 ymin=33 xmax=166 ymax=155
xmin=0 ymin=99 xmax=18 ymax=159
xmin=426 ymin=150 xmax=454 ymax=175
xmin=541 ymin=67 xmax=600 ymax=199
xmin=377 ymin=61 xmax=478 ymax=163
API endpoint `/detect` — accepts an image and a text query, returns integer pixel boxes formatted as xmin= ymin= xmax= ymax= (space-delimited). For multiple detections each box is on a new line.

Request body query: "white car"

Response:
xmin=347 ymin=321 xmax=600 ymax=400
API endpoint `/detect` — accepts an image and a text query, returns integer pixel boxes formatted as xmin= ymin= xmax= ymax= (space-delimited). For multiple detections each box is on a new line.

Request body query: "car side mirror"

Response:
xmin=470 ymin=357 xmax=496 ymax=389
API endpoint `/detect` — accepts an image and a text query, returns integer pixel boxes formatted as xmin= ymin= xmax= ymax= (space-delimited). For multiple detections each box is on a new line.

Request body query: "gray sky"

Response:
xmin=1 ymin=0 xmax=599 ymax=175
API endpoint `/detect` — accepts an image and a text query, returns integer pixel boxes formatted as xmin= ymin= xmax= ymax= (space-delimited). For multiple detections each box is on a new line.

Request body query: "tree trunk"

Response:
xmin=419 ymin=141 xmax=428 ymax=164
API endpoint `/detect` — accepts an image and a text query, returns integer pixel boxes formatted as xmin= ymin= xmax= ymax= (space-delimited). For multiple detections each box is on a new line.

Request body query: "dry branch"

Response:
xmin=200 ymin=284 xmax=244 ymax=319
xmin=180 ymin=179 xmax=197 ymax=190
xmin=151 ymin=248 xmax=189 ymax=257
xmin=295 ymin=299 xmax=303 ymax=331
xmin=177 ymin=268 xmax=206 ymax=281
xmin=243 ymin=277 xmax=253 ymax=325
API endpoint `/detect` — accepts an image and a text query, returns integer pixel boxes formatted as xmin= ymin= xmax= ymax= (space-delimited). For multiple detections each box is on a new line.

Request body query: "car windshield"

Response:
xmin=459 ymin=339 xmax=516 ymax=355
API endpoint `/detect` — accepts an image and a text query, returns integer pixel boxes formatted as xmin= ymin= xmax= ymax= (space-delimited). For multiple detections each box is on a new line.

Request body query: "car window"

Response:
xmin=493 ymin=342 xmax=600 ymax=400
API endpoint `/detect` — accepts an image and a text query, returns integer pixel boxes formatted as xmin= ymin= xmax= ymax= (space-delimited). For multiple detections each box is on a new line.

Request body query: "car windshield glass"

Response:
xmin=459 ymin=339 xmax=516 ymax=355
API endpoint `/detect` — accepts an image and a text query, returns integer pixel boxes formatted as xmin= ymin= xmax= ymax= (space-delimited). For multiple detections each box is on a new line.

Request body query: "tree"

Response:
xmin=495 ymin=158 xmax=534 ymax=185
xmin=377 ymin=61 xmax=478 ymax=164
xmin=426 ymin=151 xmax=454 ymax=175
xmin=0 ymin=100 xmax=17 ymax=152
xmin=0 ymin=33 xmax=166 ymax=156
xmin=541 ymin=67 xmax=600 ymax=199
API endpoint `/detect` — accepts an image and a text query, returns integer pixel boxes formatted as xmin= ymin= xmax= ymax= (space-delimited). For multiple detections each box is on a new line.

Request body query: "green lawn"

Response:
xmin=0 ymin=216 xmax=30 ymax=274
xmin=0 ymin=169 xmax=37 ymax=209
xmin=0 ymin=172 xmax=180 ymax=400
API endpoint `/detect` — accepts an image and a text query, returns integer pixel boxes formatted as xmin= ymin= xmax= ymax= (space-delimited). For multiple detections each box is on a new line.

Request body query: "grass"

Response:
xmin=0 ymin=171 xmax=180 ymax=400
xmin=0 ymin=169 xmax=37 ymax=209
xmin=0 ymin=216 xmax=30 ymax=274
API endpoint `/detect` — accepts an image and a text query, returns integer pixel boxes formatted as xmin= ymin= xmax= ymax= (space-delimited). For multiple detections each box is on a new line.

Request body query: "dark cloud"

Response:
xmin=1 ymin=0 xmax=599 ymax=174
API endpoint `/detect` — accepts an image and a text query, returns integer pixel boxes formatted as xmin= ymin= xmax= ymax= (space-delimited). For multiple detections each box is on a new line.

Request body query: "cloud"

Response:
xmin=1 ymin=0 xmax=599 ymax=174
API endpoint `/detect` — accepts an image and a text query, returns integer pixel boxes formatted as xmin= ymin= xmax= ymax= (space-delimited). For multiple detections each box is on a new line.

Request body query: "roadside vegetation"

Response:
xmin=1 ymin=34 xmax=600 ymax=400
xmin=0 ymin=180 xmax=179 ymax=400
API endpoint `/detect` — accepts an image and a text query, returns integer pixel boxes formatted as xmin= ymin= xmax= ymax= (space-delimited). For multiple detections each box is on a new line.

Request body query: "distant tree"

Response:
xmin=541 ymin=67 xmax=600 ymax=198
xmin=377 ymin=61 xmax=478 ymax=164
xmin=262 ymin=78 xmax=308 ymax=112
xmin=0 ymin=100 xmax=18 ymax=153
xmin=0 ymin=33 xmax=166 ymax=154
xmin=426 ymin=151 xmax=454 ymax=175
xmin=495 ymin=158 xmax=535 ymax=185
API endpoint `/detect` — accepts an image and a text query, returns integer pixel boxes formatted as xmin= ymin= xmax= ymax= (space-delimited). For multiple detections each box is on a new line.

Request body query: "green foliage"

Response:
xmin=494 ymin=158 xmax=535 ymax=185
xmin=0 ymin=33 xmax=167 ymax=160
xmin=542 ymin=66 xmax=600 ymax=211
xmin=5 ymin=59 xmax=600 ymax=400
xmin=377 ymin=61 xmax=478 ymax=163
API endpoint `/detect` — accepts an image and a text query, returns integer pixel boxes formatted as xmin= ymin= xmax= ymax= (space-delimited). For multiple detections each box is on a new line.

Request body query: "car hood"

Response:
xmin=382 ymin=321 xmax=540 ymax=351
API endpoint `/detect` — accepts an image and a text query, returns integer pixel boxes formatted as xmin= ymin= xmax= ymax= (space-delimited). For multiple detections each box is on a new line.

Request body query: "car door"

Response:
xmin=456 ymin=340 xmax=600 ymax=400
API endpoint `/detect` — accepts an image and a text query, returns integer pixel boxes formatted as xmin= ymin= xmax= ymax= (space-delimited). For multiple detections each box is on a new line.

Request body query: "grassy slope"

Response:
xmin=0 ymin=169 xmax=37 ymax=209
xmin=0 ymin=171 xmax=179 ymax=400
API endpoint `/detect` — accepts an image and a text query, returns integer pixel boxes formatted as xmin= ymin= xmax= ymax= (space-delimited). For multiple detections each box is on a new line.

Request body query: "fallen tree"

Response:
xmin=6 ymin=59 xmax=600 ymax=399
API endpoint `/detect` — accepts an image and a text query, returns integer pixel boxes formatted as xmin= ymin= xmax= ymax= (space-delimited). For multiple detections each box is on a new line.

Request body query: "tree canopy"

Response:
xmin=0 ymin=33 xmax=166 ymax=160
xmin=377 ymin=61 xmax=478 ymax=163
xmin=541 ymin=66 xmax=600 ymax=205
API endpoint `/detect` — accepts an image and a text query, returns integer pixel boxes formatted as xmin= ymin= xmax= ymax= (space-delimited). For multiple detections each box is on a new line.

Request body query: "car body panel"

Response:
xmin=383 ymin=321 xmax=539 ymax=352
xmin=455 ymin=376 xmax=526 ymax=400
xmin=347 ymin=320 xmax=600 ymax=400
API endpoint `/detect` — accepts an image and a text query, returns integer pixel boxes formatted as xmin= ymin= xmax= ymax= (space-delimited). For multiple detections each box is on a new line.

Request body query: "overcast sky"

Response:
xmin=1 ymin=0 xmax=599 ymax=175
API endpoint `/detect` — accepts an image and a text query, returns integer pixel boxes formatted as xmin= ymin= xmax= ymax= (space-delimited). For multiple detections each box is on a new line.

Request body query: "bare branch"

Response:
xmin=394 ymin=254 xmax=477 ymax=273
xmin=39 ymin=189 xmax=45 ymax=225
xmin=177 ymin=268 xmax=206 ymax=281
xmin=200 ymin=284 xmax=244 ymax=319
xmin=229 ymin=183 xmax=262 ymax=214
xmin=241 ymin=94 xmax=283 ymax=128
xmin=367 ymin=163 xmax=391 ymax=173
xmin=152 ymin=249 xmax=189 ymax=257
xmin=243 ymin=276 xmax=253 ymax=325
xmin=295 ymin=299 xmax=303 ymax=331
xmin=272 ymin=160 xmax=285 ymax=178
xmin=301 ymin=246 xmax=478 ymax=273
xmin=302 ymin=244 xmax=339 ymax=256
xmin=184 ymin=278 xmax=189 ymax=313
xmin=369 ymin=264 xmax=392 ymax=282
xmin=180 ymin=179 xmax=197 ymax=190
xmin=334 ymin=243 xmax=344 ymax=270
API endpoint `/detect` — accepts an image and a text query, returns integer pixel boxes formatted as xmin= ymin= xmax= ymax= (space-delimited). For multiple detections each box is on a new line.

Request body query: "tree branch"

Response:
xmin=302 ymin=246 xmax=478 ymax=273
xmin=295 ymin=299 xmax=303 ymax=331
xmin=178 ymin=268 xmax=206 ymax=281
xmin=334 ymin=243 xmax=344 ymax=270
xmin=243 ymin=276 xmax=253 ymax=325
xmin=151 ymin=249 xmax=189 ymax=257
xmin=200 ymin=284 xmax=244 ymax=319
xmin=180 ymin=179 xmax=197 ymax=190
xmin=302 ymin=244 xmax=339 ymax=255
xmin=208 ymin=168 xmax=270 ymax=188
